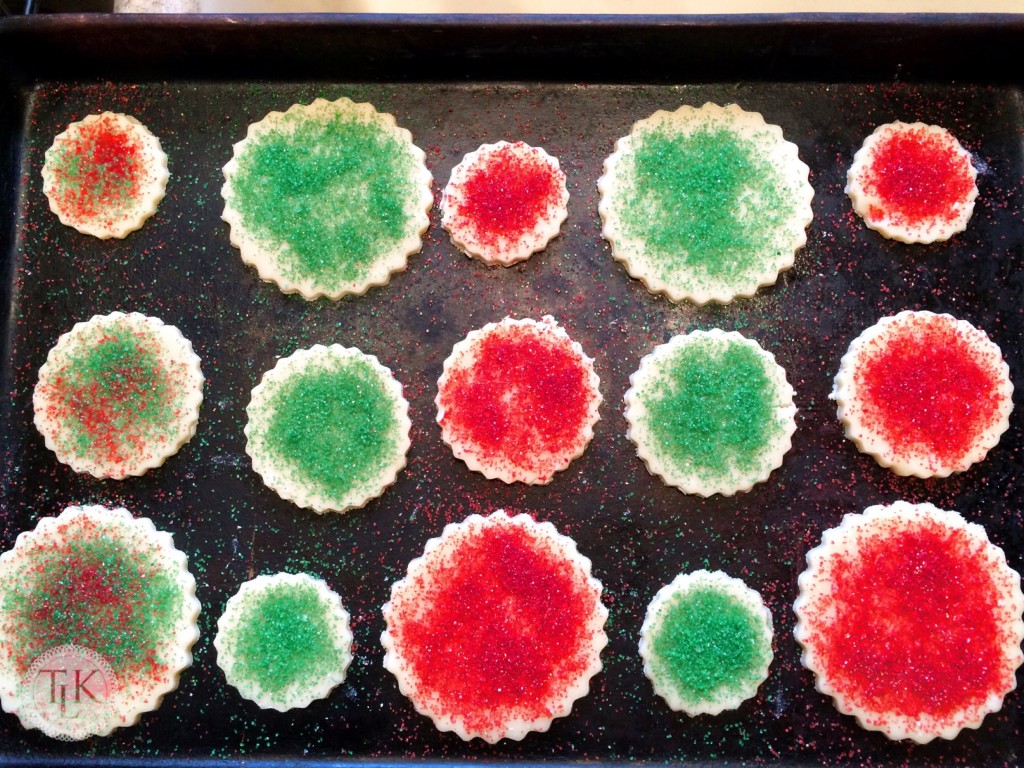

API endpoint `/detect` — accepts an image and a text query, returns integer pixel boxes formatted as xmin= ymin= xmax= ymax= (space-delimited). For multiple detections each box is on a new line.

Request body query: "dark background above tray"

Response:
xmin=1 ymin=13 xmax=1023 ymax=768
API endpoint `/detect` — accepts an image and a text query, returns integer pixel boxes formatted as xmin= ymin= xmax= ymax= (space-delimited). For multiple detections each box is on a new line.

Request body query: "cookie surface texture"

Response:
xmin=598 ymin=102 xmax=813 ymax=304
xmin=381 ymin=510 xmax=608 ymax=743
xmin=221 ymin=97 xmax=433 ymax=299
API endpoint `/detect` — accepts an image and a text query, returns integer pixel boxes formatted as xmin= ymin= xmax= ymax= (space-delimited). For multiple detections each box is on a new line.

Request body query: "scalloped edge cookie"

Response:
xmin=831 ymin=310 xmax=1013 ymax=478
xmin=42 ymin=112 xmax=168 ymax=239
xmin=640 ymin=570 xmax=773 ymax=716
xmin=221 ymin=97 xmax=433 ymax=300
xmin=624 ymin=329 xmax=796 ymax=497
xmin=440 ymin=141 xmax=569 ymax=266
xmin=0 ymin=505 xmax=200 ymax=741
xmin=794 ymin=501 xmax=1024 ymax=743
xmin=245 ymin=344 xmax=411 ymax=513
xmin=846 ymin=121 xmax=978 ymax=243
xmin=214 ymin=573 xmax=353 ymax=712
xmin=381 ymin=510 xmax=608 ymax=743
xmin=435 ymin=315 xmax=602 ymax=484
xmin=33 ymin=311 xmax=204 ymax=480
xmin=598 ymin=102 xmax=813 ymax=305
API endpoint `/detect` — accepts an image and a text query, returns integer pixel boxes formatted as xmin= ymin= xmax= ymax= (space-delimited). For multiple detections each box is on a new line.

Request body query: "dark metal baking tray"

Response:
xmin=1 ymin=13 xmax=1023 ymax=768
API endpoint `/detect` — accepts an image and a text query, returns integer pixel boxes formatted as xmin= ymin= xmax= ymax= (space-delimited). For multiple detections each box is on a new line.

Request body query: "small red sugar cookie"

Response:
xmin=440 ymin=141 xmax=569 ymax=266
xmin=846 ymin=122 xmax=978 ymax=243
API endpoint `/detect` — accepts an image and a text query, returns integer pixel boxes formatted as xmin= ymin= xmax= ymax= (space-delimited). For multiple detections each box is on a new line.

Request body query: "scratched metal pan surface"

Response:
xmin=0 ymin=14 xmax=1022 ymax=768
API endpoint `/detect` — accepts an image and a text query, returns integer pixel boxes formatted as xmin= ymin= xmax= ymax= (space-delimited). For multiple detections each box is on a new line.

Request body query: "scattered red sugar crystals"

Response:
xmin=436 ymin=316 xmax=602 ymax=484
xmin=382 ymin=511 xmax=608 ymax=742
xmin=846 ymin=121 xmax=977 ymax=243
xmin=832 ymin=310 xmax=1012 ymax=477
xmin=794 ymin=501 xmax=1024 ymax=743
xmin=441 ymin=141 xmax=569 ymax=265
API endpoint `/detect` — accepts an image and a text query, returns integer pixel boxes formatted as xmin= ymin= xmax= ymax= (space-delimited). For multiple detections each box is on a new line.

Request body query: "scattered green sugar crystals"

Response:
xmin=223 ymin=97 xmax=433 ymax=299
xmin=246 ymin=345 xmax=411 ymax=513
xmin=215 ymin=573 xmax=353 ymax=712
xmin=644 ymin=341 xmax=778 ymax=474
xmin=624 ymin=125 xmax=788 ymax=282
xmin=625 ymin=330 xmax=796 ymax=496
xmin=266 ymin=358 xmax=398 ymax=495
xmin=640 ymin=571 xmax=773 ymax=715
xmin=600 ymin=103 xmax=813 ymax=304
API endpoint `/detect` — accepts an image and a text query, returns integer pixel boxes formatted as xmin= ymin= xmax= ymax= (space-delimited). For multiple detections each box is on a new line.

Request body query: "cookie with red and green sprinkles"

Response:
xmin=221 ymin=97 xmax=433 ymax=300
xmin=440 ymin=141 xmax=569 ymax=266
xmin=794 ymin=501 xmax=1024 ymax=743
xmin=245 ymin=344 xmax=411 ymax=514
xmin=42 ymin=112 xmax=169 ymax=239
xmin=846 ymin=122 xmax=978 ymax=243
xmin=33 ymin=311 xmax=204 ymax=480
xmin=624 ymin=329 xmax=797 ymax=497
xmin=214 ymin=573 xmax=353 ymax=712
xmin=0 ymin=505 xmax=200 ymax=740
xmin=436 ymin=316 xmax=602 ymax=485
xmin=832 ymin=310 xmax=1013 ymax=478
xmin=598 ymin=102 xmax=813 ymax=305
xmin=381 ymin=510 xmax=608 ymax=743
xmin=639 ymin=570 xmax=773 ymax=716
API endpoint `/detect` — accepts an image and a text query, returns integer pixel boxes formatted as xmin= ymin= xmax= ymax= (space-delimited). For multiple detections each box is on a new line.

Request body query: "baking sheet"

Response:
xmin=0 ymin=15 xmax=1022 ymax=767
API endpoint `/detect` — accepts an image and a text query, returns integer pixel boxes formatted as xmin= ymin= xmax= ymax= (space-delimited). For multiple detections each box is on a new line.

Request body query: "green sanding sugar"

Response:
xmin=619 ymin=126 xmax=790 ymax=283
xmin=222 ymin=581 xmax=347 ymax=696
xmin=261 ymin=357 xmax=401 ymax=502
xmin=3 ymin=525 xmax=185 ymax=680
xmin=230 ymin=111 xmax=418 ymax=286
xmin=648 ymin=584 xmax=770 ymax=703
xmin=638 ymin=340 xmax=782 ymax=482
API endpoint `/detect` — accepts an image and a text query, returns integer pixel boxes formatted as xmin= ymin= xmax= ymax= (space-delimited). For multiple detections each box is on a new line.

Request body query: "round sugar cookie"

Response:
xmin=440 ymin=140 xmax=569 ymax=266
xmin=33 ymin=311 xmax=204 ymax=480
xmin=42 ymin=112 xmax=168 ymax=239
xmin=794 ymin=501 xmax=1024 ymax=743
xmin=624 ymin=329 xmax=797 ymax=497
xmin=221 ymin=97 xmax=433 ymax=300
xmin=0 ymin=505 xmax=200 ymax=740
xmin=436 ymin=316 xmax=602 ymax=484
xmin=640 ymin=570 xmax=773 ymax=716
xmin=846 ymin=121 xmax=978 ymax=243
xmin=382 ymin=510 xmax=608 ymax=743
xmin=598 ymin=102 xmax=813 ymax=304
xmin=245 ymin=344 xmax=411 ymax=513
xmin=215 ymin=573 xmax=353 ymax=712
xmin=831 ymin=310 xmax=1012 ymax=478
